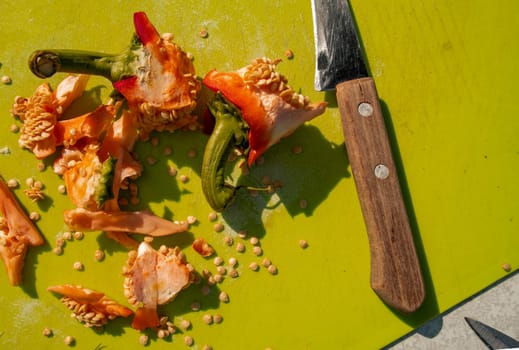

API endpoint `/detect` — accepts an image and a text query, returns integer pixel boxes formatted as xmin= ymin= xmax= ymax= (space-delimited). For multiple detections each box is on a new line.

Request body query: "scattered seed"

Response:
xmin=139 ymin=334 xmax=149 ymax=346
xmin=199 ymin=28 xmax=209 ymax=38
xmin=184 ymin=335 xmax=194 ymax=346
xmin=57 ymin=184 xmax=66 ymax=194
xmin=187 ymin=148 xmax=198 ymax=158
xmin=201 ymin=284 xmax=211 ymax=296
xmin=218 ymin=291 xmax=229 ymax=303
xmin=163 ymin=146 xmax=173 ymax=156
xmin=36 ymin=161 xmax=45 ymax=171
xmin=94 ymin=249 xmax=105 ymax=261
xmin=52 ymin=247 xmax=63 ymax=255
xmin=62 ymin=231 xmax=73 ymax=241
xmin=228 ymin=257 xmax=237 ymax=267
xmin=249 ymin=262 xmax=259 ymax=271
xmin=146 ymin=156 xmax=157 ymax=165
xmin=213 ymin=314 xmax=223 ymax=323
xmin=299 ymin=199 xmax=308 ymax=209
xmin=261 ymin=258 xmax=272 ymax=267
xmin=29 ymin=211 xmax=40 ymax=221
xmin=187 ymin=215 xmax=197 ymax=225
xmin=64 ymin=335 xmax=75 ymax=346
xmin=33 ymin=180 xmax=43 ymax=190
xmin=503 ymin=263 xmax=512 ymax=272
xmin=267 ymin=264 xmax=278 ymax=275
xmin=26 ymin=177 xmax=34 ymax=187
xmin=252 ymin=246 xmax=263 ymax=256
xmin=223 ymin=235 xmax=233 ymax=246
xmin=208 ymin=211 xmax=217 ymax=221
xmin=42 ymin=327 xmax=53 ymax=337
xmin=7 ymin=178 xmax=18 ymax=188
xmin=73 ymin=261 xmax=84 ymax=271
xmin=228 ymin=268 xmax=239 ymax=278
xmin=1 ymin=75 xmax=12 ymax=84
xmin=249 ymin=236 xmax=259 ymax=246
xmin=10 ymin=124 xmax=19 ymax=133
xmin=73 ymin=231 xmax=84 ymax=240
xmin=236 ymin=242 xmax=245 ymax=253
xmin=213 ymin=256 xmax=224 ymax=266
xmin=299 ymin=239 xmax=308 ymax=249
xmin=55 ymin=238 xmax=65 ymax=248
xmin=291 ymin=145 xmax=303 ymax=154
xmin=168 ymin=165 xmax=177 ymax=176
xmin=180 ymin=319 xmax=191 ymax=330
xmin=202 ymin=314 xmax=213 ymax=325
xmin=285 ymin=49 xmax=294 ymax=59
xmin=202 ymin=345 xmax=213 ymax=350
xmin=191 ymin=301 xmax=201 ymax=311
xmin=151 ymin=136 xmax=159 ymax=146
xmin=216 ymin=266 xmax=226 ymax=275
xmin=179 ymin=174 xmax=189 ymax=183
xmin=213 ymin=222 xmax=224 ymax=232
xmin=238 ymin=230 xmax=247 ymax=239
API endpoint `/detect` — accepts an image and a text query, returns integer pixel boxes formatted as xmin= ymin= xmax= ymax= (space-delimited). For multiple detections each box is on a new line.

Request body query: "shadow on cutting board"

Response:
xmin=380 ymin=100 xmax=440 ymax=329
xmin=222 ymin=123 xmax=350 ymax=238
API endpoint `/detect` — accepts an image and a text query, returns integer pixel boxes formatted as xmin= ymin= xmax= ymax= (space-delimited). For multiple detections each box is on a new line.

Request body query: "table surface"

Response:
xmin=385 ymin=270 xmax=519 ymax=349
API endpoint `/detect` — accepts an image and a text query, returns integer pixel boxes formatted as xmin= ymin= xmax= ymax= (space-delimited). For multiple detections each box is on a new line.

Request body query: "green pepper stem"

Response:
xmin=29 ymin=50 xmax=118 ymax=80
xmin=28 ymin=36 xmax=143 ymax=82
xmin=201 ymin=93 xmax=250 ymax=212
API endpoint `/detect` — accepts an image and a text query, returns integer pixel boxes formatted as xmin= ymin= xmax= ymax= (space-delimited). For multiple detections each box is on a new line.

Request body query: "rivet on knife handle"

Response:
xmin=337 ymin=77 xmax=424 ymax=313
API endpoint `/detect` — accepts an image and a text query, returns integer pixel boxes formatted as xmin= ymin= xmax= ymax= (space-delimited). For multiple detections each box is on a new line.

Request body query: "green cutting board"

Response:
xmin=0 ymin=0 xmax=517 ymax=349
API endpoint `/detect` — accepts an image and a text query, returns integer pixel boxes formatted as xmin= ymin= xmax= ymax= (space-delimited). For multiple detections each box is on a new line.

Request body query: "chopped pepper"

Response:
xmin=48 ymin=284 xmax=133 ymax=328
xmin=123 ymin=240 xmax=193 ymax=330
xmin=201 ymin=57 xmax=327 ymax=211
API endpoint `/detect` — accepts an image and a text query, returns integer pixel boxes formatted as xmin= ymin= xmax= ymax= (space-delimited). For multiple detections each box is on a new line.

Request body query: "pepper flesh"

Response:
xmin=0 ymin=176 xmax=45 ymax=285
xmin=123 ymin=240 xmax=193 ymax=330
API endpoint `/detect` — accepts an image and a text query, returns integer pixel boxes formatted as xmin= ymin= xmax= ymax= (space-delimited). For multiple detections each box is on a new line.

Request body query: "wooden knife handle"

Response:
xmin=336 ymin=77 xmax=425 ymax=313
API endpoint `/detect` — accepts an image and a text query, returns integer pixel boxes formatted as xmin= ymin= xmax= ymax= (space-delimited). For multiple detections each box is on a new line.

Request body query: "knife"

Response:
xmin=465 ymin=317 xmax=519 ymax=350
xmin=311 ymin=0 xmax=424 ymax=313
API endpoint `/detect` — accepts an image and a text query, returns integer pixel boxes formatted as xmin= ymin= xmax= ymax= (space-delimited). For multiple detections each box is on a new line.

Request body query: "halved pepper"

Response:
xmin=28 ymin=11 xmax=201 ymax=138
xmin=201 ymin=58 xmax=327 ymax=211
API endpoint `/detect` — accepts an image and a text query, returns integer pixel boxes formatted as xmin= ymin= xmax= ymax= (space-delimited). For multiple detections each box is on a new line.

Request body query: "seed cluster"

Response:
xmin=242 ymin=57 xmax=311 ymax=109
xmin=61 ymin=297 xmax=112 ymax=328
xmin=23 ymin=177 xmax=45 ymax=202
xmin=11 ymin=86 xmax=57 ymax=152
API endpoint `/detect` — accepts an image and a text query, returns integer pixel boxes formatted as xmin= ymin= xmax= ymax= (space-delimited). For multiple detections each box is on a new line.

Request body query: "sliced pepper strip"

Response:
xmin=0 ymin=176 xmax=44 ymax=285
xmin=64 ymin=207 xmax=189 ymax=237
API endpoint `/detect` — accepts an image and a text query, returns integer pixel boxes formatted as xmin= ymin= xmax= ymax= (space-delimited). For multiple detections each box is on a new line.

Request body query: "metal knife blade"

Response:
xmin=465 ymin=317 xmax=519 ymax=350
xmin=311 ymin=0 xmax=425 ymax=313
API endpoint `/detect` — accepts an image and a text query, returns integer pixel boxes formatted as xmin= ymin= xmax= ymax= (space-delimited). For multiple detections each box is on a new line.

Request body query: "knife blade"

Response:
xmin=465 ymin=317 xmax=519 ymax=350
xmin=311 ymin=0 xmax=425 ymax=313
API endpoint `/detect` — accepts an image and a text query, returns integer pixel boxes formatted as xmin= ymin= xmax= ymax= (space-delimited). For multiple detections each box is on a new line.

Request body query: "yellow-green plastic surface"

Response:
xmin=0 ymin=0 xmax=518 ymax=349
